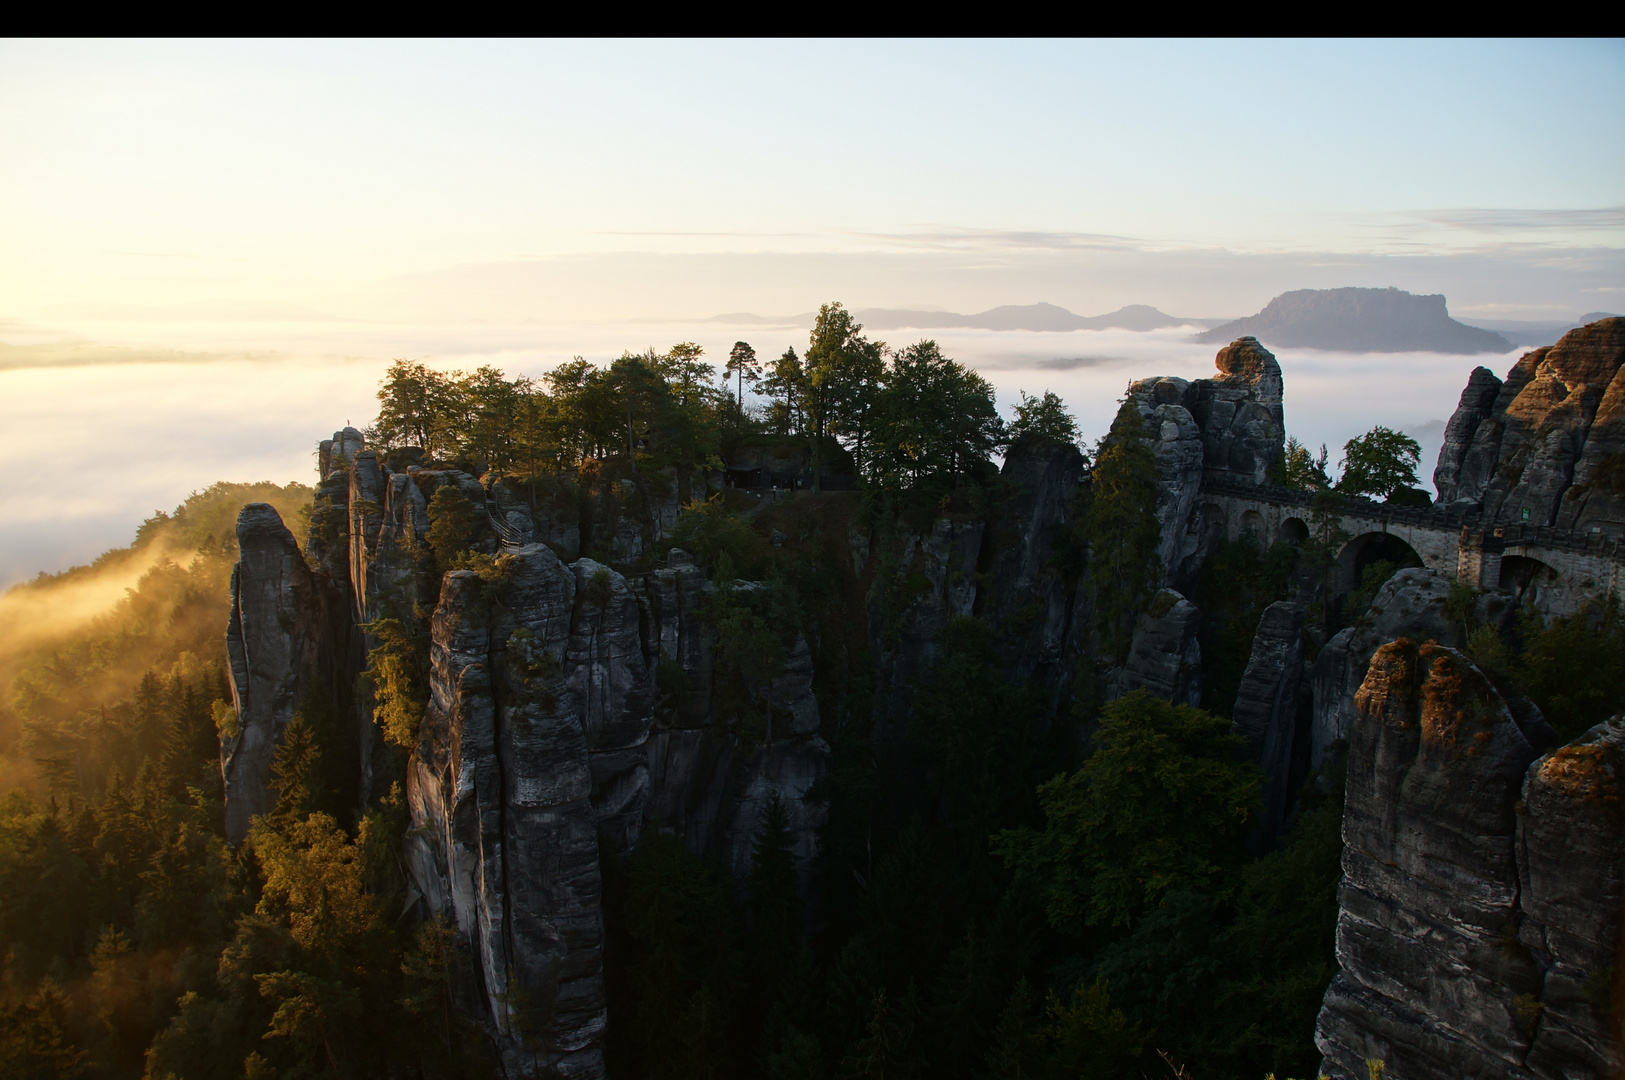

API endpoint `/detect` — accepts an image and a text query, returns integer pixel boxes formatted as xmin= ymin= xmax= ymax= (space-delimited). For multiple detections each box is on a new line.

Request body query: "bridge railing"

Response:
xmin=1481 ymin=522 xmax=1625 ymax=561
xmin=1197 ymin=476 xmax=1624 ymax=564
xmin=1197 ymin=475 xmax=1474 ymax=530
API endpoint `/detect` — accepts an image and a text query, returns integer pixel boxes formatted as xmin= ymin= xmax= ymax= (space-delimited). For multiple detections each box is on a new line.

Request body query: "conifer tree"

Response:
xmin=746 ymin=792 xmax=802 ymax=1005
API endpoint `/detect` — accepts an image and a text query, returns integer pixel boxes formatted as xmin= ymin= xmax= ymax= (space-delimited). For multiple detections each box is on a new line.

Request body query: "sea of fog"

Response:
xmin=0 ymin=317 xmax=1521 ymax=588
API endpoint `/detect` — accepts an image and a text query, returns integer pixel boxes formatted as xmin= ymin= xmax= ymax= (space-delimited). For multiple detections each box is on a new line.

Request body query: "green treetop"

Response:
xmin=1007 ymin=390 xmax=1079 ymax=448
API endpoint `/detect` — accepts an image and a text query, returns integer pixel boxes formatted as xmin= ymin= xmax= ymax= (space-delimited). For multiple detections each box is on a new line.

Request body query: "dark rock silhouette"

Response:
xmin=1194 ymin=287 xmax=1514 ymax=354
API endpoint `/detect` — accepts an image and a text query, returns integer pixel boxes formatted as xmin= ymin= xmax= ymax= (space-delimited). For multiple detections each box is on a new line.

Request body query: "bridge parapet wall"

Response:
xmin=1196 ymin=478 xmax=1624 ymax=610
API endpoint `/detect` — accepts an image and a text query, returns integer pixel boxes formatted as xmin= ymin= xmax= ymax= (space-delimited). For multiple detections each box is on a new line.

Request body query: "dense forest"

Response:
xmin=3 ymin=304 xmax=1622 ymax=1079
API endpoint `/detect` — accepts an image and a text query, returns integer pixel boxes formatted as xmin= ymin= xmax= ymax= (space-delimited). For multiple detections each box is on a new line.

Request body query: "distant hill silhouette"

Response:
xmin=1461 ymin=312 xmax=1623 ymax=348
xmin=707 ymin=303 xmax=1222 ymax=333
xmin=1193 ymin=287 xmax=1513 ymax=354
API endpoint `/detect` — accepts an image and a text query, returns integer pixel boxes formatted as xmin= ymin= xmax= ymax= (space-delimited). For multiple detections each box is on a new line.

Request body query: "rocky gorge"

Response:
xmin=221 ymin=320 xmax=1625 ymax=1078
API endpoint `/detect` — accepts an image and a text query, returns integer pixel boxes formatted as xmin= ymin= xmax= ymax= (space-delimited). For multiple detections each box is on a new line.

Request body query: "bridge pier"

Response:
xmin=1456 ymin=529 xmax=1503 ymax=591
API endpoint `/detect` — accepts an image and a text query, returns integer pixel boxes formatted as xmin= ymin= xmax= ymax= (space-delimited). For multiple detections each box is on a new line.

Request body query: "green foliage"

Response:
xmin=706 ymin=578 xmax=795 ymax=746
xmin=1043 ymin=979 xmax=1147 ymax=1079
xmin=1214 ymin=779 xmax=1346 ymax=1077
xmin=1270 ymin=437 xmax=1330 ymax=491
xmin=1343 ymin=558 xmax=1403 ymax=624
xmin=363 ymin=618 xmax=426 ymax=749
xmin=866 ymin=340 xmax=1003 ymax=495
xmin=1336 ymin=425 xmax=1421 ymax=500
xmin=724 ymin=341 xmax=761 ymax=407
xmin=746 ymin=794 xmax=804 ymax=1019
xmin=1087 ymin=400 xmax=1162 ymax=661
xmin=910 ymin=618 xmax=1046 ymax=840
xmin=1512 ymin=603 xmax=1625 ymax=742
xmin=426 ymin=483 xmax=480 ymax=567
xmin=670 ymin=496 xmax=773 ymax=579
xmin=1303 ymin=491 xmax=1352 ymax=635
xmin=999 ymin=692 xmax=1261 ymax=931
xmin=1194 ymin=536 xmax=1297 ymax=718
xmin=0 ymin=982 xmax=88 ymax=1079
xmin=1007 ymin=390 xmax=1079 ymax=448
xmin=603 ymin=831 xmax=744 ymax=1079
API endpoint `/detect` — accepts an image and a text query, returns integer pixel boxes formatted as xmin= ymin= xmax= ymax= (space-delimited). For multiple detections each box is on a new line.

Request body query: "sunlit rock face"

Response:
xmin=407 ymin=551 xmax=609 ymax=1079
xmin=1129 ymin=337 xmax=1286 ymax=590
xmin=1188 ymin=335 xmax=1286 ymax=487
xmin=1435 ymin=317 xmax=1625 ymax=533
xmin=1313 ymin=639 xmax=1620 ymax=1079
xmin=222 ymin=502 xmax=361 ymax=842
xmin=1305 ymin=567 xmax=1519 ymax=774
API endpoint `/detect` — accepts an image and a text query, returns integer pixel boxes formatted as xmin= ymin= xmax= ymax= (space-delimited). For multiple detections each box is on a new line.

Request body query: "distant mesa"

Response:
xmin=1193 ymin=287 xmax=1514 ymax=354
xmin=706 ymin=302 xmax=1225 ymax=333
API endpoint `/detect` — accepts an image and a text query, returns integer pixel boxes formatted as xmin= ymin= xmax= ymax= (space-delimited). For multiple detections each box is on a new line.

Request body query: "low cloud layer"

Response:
xmin=0 ymin=318 xmax=1527 ymax=587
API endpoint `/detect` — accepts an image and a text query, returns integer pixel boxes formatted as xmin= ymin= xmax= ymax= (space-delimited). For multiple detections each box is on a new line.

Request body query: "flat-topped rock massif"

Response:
xmin=1195 ymin=286 xmax=1515 ymax=354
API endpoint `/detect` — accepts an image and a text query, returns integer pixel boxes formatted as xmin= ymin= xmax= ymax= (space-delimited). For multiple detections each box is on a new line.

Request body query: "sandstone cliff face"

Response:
xmin=1129 ymin=337 xmax=1286 ymax=590
xmin=978 ymin=438 xmax=1088 ymax=699
xmin=1128 ymin=377 xmax=1205 ymax=590
xmin=1108 ymin=589 xmax=1202 ymax=708
xmin=1314 ymin=639 xmax=1619 ymax=1079
xmin=873 ymin=516 xmax=987 ymax=709
xmin=1517 ymin=717 xmax=1625 ymax=1078
xmin=401 ymin=539 xmax=830 ymax=1077
xmin=1229 ymin=599 xmax=1307 ymax=847
xmin=1305 ymin=568 xmax=1522 ymax=774
xmin=223 ymin=503 xmax=360 ymax=842
xmin=1186 ymin=335 xmax=1287 ymax=487
xmin=1433 ymin=317 xmax=1625 ymax=533
xmin=1308 ymin=569 xmax=1463 ymax=774
xmin=406 ymin=554 xmax=607 ymax=1078
xmin=1433 ymin=366 xmax=1504 ymax=505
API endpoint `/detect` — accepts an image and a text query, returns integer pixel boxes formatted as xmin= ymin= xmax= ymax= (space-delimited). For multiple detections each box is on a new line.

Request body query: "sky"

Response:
xmin=1 ymin=38 xmax=1621 ymax=585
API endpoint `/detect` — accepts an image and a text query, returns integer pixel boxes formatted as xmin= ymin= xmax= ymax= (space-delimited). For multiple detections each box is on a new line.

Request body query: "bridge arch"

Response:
xmin=1278 ymin=516 xmax=1309 ymax=547
xmin=1499 ymin=554 xmax=1578 ymax=618
xmin=1240 ymin=509 xmax=1265 ymax=538
xmin=1336 ymin=531 xmax=1425 ymax=597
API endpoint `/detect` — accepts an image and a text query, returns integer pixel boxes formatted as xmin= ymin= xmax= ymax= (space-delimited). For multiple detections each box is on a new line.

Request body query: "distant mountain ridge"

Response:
xmin=1458 ymin=312 xmax=1622 ymax=348
xmin=1193 ymin=287 xmax=1514 ymax=354
xmin=707 ymin=303 xmax=1225 ymax=333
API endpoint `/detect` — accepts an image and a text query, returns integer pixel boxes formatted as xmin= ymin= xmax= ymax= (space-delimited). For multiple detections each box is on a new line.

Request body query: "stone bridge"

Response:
xmin=1197 ymin=476 xmax=1625 ymax=617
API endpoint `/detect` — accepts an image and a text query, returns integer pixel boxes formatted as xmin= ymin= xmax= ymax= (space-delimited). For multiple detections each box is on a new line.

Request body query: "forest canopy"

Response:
xmin=366 ymin=303 xmax=1073 ymax=498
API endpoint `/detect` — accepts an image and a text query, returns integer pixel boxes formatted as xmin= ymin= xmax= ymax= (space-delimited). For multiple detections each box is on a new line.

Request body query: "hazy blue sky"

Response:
xmin=2 ymin=38 xmax=1620 ymax=322
xmin=1 ymin=39 xmax=1621 ymax=583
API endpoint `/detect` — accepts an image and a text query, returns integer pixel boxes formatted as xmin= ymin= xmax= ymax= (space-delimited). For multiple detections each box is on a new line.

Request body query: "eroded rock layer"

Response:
xmin=1314 ymin=638 xmax=1619 ymax=1079
xmin=1434 ymin=317 xmax=1625 ymax=534
xmin=223 ymin=503 xmax=361 ymax=842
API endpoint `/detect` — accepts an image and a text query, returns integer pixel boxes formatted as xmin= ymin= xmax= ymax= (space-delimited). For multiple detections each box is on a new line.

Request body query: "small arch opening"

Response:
xmin=1278 ymin=517 xmax=1309 ymax=547
xmin=1498 ymin=555 xmax=1574 ymax=619
xmin=1335 ymin=532 xmax=1425 ymax=618
xmin=1241 ymin=509 xmax=1264 ymax=539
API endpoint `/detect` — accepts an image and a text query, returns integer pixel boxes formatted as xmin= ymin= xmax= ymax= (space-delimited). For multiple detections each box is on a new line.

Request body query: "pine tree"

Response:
xmin=746 ymin=792 xmax=802 ymax=1006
